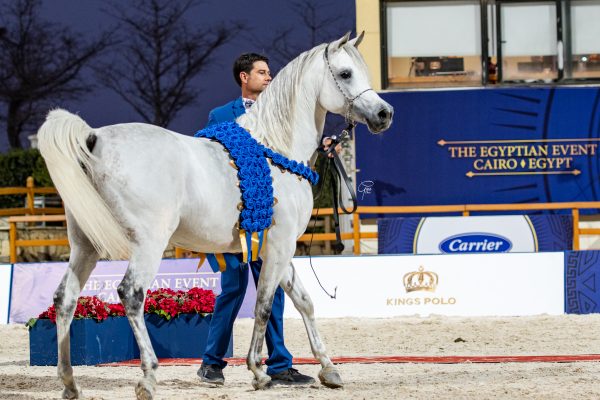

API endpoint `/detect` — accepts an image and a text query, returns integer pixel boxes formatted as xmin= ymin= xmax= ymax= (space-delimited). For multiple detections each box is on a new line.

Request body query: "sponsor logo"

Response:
xmin=439 ymin=233 xmax=512 ymax=253
xmin=403 ymin=266 xmax=438 ymax=293
xmin=386 ymin=297 xmax=456 ymax=306
xmin=388 ymin=265 xmax=457 ymax=307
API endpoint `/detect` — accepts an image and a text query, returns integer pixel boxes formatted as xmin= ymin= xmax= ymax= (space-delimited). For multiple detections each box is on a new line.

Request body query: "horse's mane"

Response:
xmin=240 ymin=43 xmax=328 ymax=157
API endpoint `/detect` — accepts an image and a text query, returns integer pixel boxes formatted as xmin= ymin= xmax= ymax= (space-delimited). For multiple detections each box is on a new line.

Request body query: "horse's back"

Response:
xmin=90 ymin=122 xmax=242 ymax=250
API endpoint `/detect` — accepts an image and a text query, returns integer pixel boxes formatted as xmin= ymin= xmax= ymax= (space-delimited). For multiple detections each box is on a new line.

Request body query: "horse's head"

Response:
xmin=319 ymin=32 xmax=393 ymax=134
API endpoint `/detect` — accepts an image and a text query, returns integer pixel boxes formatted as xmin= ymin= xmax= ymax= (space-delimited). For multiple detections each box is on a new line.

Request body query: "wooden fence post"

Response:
xmin=572 ymin=208 xmax=580 ymax=251
xmin=26 ymin=176 xmax=35 ymax=215
xmin=9 ymin=220 xmax=17 ymax=263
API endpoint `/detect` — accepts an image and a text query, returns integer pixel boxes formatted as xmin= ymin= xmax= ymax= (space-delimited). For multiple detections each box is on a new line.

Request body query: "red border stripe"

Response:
xmin=100 ymin=354 xmax=600 ymax=367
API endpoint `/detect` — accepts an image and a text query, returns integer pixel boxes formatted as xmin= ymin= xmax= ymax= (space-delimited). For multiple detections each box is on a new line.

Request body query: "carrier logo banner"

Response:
xmin=284 ymin=253 xmax=564 ymax=317
xmin=379 ymin=214 xmax=572 ymax=254
xmin=9 ymin=259 xmax=258 ymax=323
xmin=439 ymin=233 xmax=512 ymax=253
xmin=415 ymin=216 xmax=535 ymax=254
xmin=356 ymin=87 xmax=600 ymax=206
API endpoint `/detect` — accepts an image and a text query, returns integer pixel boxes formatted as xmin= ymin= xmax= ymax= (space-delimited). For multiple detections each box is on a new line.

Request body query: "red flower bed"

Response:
xmin=144 ymin=287 xmax=215 ymax=320
xmin=37 ymin=287 xmax=215 ymax=324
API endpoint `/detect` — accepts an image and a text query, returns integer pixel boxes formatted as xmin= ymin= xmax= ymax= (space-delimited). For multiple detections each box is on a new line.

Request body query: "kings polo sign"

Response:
xmin=283 ymin=254 xmax=564 ymax=318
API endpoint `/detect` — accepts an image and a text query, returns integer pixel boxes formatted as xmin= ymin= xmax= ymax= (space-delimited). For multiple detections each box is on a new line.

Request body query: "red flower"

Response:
xmin=108 ymin=303 xmax=126 ymax=317
xmin=37 ymin=287 xmax=216 ymax=324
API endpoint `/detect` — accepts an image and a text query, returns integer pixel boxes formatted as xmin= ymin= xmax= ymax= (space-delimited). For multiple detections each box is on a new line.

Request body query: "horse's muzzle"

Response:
xmin=367 ymin=104 xmax=394 ymax=134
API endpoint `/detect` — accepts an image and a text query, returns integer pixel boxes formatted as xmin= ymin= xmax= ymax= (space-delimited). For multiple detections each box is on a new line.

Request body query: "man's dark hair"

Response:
xmin=233 ymin=53 xmax=269 ymax=87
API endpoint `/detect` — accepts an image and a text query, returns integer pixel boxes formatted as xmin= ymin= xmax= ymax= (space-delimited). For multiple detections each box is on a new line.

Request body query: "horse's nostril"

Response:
xmin=377 ymin=109 xmax=389 ymax=120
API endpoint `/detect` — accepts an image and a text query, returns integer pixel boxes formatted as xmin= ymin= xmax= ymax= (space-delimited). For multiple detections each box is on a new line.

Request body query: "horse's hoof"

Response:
xmin=62 ymin=386 xmax=83 ymax=399
xmin=318 ymin=366 xmax=344 ymax=389
xmin=252 ymin=375 xmax=272 ymax=390
xmin=135 ymin=379 xmax=155 ymax=400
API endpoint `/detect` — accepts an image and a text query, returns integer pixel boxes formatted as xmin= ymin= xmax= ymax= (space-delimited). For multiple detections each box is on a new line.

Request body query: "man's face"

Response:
xmin=241 ymin=61 xmax=271 ymax=94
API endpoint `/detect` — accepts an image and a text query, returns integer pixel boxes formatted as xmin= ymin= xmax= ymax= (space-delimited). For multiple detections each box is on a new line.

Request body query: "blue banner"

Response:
xmin=565 ymin=250 xmax=600 ymax=314
xmin=356 ymin=87 xmax=600 ymax=207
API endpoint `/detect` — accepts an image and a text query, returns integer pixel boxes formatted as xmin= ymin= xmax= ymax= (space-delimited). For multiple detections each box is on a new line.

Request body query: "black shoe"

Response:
xmin=198 ymin=363 xmax=224 ymax=385
xmin=268 ymin=368 xmax=315 ymax=385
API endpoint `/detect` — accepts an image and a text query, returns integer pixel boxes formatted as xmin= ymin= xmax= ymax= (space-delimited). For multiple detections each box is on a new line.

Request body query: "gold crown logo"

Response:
xmin=403 ymin=266 xmax=438 ymax=293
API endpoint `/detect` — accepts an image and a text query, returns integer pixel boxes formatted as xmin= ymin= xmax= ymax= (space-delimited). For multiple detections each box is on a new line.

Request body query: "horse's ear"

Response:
xmin=331 ymin=31 xmax=351 ymax=51
xmin=349 ymin=31 xmax=365 ymax=48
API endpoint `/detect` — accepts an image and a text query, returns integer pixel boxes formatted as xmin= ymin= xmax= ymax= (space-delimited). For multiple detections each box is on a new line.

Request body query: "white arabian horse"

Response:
xmin=38 ymin=32 xmax=393 ymax=399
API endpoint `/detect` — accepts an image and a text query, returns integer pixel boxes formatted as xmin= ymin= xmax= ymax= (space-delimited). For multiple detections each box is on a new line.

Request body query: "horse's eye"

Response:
xmin=339 ymin=70 xmax=352 ymax=80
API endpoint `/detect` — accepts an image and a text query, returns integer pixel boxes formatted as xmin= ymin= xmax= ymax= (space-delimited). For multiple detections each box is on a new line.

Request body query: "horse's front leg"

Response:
xmin=246 ymin=238 xmax=293 ymax=390
xmin=280 ymin=263 xmax=343 ymax=388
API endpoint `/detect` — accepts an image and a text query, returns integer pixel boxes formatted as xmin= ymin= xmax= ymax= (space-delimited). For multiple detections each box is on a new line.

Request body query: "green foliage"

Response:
xmin=25 ymin=318 xmax=38 ymax=330
xmin=312 ymin=155 xmax=334 ymax=209
xmin=0 ymin=148 xmax=53 ymax=208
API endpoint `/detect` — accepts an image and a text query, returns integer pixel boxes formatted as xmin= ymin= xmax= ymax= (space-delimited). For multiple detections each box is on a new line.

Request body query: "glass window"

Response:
xmin=570 ymin=0 xmax=600 ymax=80
xmin=499 ymin=2 xmax=558 ymax=82
xmin=385 ymin=1 xmax=482 ymax=88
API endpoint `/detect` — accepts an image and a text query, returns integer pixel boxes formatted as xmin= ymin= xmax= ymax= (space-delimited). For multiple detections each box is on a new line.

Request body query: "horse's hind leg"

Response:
xmin=280 ymin=263 xmax=343 ymax=388
xmin=118 ymin=242 xmax=166 ymax=400
xmin=55 ymin=218 xmax=99 ymax=399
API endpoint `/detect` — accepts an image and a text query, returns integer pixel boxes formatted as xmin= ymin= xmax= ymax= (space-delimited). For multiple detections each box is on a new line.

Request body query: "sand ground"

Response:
xmin=2 ymin=314 xmax=600 ymax=399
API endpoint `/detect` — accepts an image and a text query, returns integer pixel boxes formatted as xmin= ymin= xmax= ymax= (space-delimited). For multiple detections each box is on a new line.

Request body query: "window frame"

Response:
xmin=381 ymin=0 xmax=489 ymax=88
xmin=381 ymin=0 xmax=600 ymax=88
xmin=495 ymin=0 xmax=563 ymax=83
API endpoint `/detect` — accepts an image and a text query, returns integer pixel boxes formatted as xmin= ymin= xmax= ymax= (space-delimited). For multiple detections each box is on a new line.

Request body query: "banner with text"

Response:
xmin=283 ymin=253 xmax=564 ymax=318
xmin=379 ymin=214 xmax=572 ymax=254
xmin=9 ymin=259 xmax=257 ymax=323
xmin=356 ymin=87 xmax=600 ymax=208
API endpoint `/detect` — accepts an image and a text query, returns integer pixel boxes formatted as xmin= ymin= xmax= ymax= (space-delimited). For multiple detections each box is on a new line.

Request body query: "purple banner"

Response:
xmin=9 ymin=258 xmax=257 ymax=323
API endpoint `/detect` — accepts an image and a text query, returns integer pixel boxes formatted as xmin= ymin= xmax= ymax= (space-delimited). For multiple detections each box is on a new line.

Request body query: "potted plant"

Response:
xmin=28 ymin=287 xmax=226 ymax=366
xmin=28 ymin=296 xmax=134 ymax=366
xmin=141 ymin=287 xmax=231 ymax=359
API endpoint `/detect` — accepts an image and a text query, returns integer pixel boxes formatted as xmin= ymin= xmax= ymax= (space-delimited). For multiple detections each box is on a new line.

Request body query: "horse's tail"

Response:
xmin=37 ymin=109 xmax=130 ymax=260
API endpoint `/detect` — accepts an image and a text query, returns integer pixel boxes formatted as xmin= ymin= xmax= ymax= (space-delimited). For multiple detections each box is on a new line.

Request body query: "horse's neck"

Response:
xmin=287 ymin=93 xmax=326 ymax=162
xmin=238 ymin=58 xmax=325 ymax=163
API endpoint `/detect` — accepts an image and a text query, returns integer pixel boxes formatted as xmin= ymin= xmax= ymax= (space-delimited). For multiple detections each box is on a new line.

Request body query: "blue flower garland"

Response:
xmin=194 ymin=121 xmax=319 ymax=233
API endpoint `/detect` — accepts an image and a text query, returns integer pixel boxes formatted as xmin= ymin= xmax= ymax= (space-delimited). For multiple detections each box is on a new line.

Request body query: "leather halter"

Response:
xmin=324 ymin=44 xmax=374 ymax=124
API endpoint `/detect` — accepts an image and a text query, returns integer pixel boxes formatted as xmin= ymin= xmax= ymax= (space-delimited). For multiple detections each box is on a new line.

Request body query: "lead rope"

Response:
xmin=306 ymin=123 xmax=358 ymax=299
xmin=307 ymin=206 xmax=337 ymax=299
xmin=314 ymin=123 xmax=358 ymax=252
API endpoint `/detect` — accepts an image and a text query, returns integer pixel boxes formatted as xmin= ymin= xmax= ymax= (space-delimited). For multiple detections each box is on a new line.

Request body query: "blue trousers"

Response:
xmin=202 ymin=257 xmax=293 ymax=375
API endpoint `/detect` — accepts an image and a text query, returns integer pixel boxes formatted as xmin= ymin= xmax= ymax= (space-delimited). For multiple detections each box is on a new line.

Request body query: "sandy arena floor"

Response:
xmin=2 ymin=315 xmax=600 ymax=399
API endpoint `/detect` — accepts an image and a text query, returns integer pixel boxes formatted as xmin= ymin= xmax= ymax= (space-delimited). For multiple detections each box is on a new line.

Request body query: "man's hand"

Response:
xmin=322 ymin=137 xmax=342 ymax=158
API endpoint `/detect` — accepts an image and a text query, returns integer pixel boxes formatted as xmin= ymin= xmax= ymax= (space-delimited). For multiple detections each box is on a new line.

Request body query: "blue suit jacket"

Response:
xmin=204 ymin=96 xmax=246 ymax=273
xmin=206 ymin=97 xmax=245 ymax=127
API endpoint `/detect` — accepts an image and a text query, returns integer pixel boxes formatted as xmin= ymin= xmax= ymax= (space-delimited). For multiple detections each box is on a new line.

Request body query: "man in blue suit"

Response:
xmin=199 ymin=53 xmax=314 ymax=386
